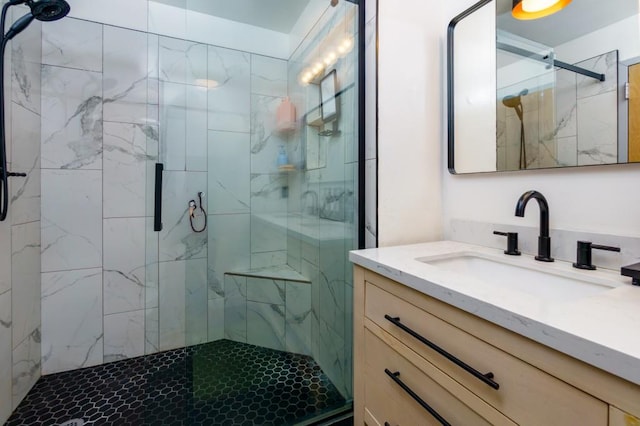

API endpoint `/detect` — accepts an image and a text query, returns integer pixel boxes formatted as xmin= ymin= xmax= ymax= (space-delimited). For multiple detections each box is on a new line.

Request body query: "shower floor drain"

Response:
xmin=59 ymin=420 xmax=85 ymax=426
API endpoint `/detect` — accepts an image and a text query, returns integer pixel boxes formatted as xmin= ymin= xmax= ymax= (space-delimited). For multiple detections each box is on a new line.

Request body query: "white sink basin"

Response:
xmin=418 ymin=253 xmax=621 ymax=302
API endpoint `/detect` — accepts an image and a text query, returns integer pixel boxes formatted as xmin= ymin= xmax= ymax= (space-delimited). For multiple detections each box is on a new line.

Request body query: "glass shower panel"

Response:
xmin=145 ymin=0 xmax=359 ymax=423
xmin=497 ymin=30 xmax=557 ymax=170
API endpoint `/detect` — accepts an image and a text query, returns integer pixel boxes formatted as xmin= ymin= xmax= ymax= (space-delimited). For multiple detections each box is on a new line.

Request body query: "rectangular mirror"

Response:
xmin=448 ymin=0 xmax=640 ymax=174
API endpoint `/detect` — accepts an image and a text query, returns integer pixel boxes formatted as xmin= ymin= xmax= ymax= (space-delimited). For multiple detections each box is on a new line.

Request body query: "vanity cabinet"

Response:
xmin=353 ymin=266 xmax=640 ymax=426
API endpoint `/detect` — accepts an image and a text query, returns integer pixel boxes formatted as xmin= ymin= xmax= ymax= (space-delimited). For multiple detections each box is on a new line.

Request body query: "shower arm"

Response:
xmin=496 ymin=42 xmax=606 ymax=82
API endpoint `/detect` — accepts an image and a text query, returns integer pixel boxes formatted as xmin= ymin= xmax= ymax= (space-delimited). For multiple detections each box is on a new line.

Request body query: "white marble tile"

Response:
xmin=41 ymin=65 xmax=102 ymax=170
xmin=208 ymin=214 xmax=250 ymax=296
xmin=364 ymin=16 xmax=376 ymax=159
xmin=41 ymin=268 xmax=103 ymax=374
xmin=159 ymin=171 xmax=207 ymax=262
xmin=11 ymin=221 xmax=40 ymax=348
xmin=577 ymin=91 xmax=618 ymax=166
xmin=0 ymin=290 xmax=12 ymax=424
xmin=554 ymin=69 xmax=577 ymax=139
xmin=10 ymin=104 xmax=40 ymax=226
xmin=250 ymin=174 xmax=287 ymax=214
xmin=159 ymin=82 xmax=208 ymax=172
xmin=104 ymin=218 xmax=146 ymax=315
xmin=250 ymin=95 xmax=288 ymax=174
xmin=186 ymin=85 xmax=208 ymax=172
xmin=319 ymin=241 xmax=347 ymax=337
xmin=285 ymin=282 xmax=312 ymax=356
xmin=41 ymin=170 xmax=102 ymax=272
xmin=103 ymin=122 xmax=156 ymax=218
xmin=159 ymin=37 xmax=207 ymax=86
xmin=145 ymin=308 xmax=159 ymax=355
xmin=12 ymin=328 xmax=40 ymax=410
xmin=224 ymin=275 xmax=247 ymax=342
xmin=250 ymin=251 xmax=287 ymax=269
xmin=208 ymin=131 xmax=250 ymax=215
xmin=208 ymin=46 xmax=250 ymax=132
xmin=576 ymin=51 xmax=618 ymax=99
xmin=251 ymin=55 xmax=287 ymax=97
xmin=0 ymin=221 xmax=10 ymax=295
xmin=12 ymin=26 xmax=42 ymax=116
xmin=42 ymin=18 xmax=102 ymax=72
xmin=247 ymin=278 xmax=285 ymax=305
xmin=317 ymin=319 xmax=347 ymax=397
xmin=185 ymin=258 xmax=208 ymax=346
xmin=557 ymin=136 xmax=578 ymax=167
xmin=208 ymin=298 xmax=224 ymax=342
xmin=365 ymin=159 xmax=377 ymax=240
xmin=251 ymin=214 xmax=287 ymax=254
xmin=159 ymin=81 xmax=186 ymax=171
xmin=158 ymin=260 xmax=186 ymax=351
xmin=103 ymin=26 xmax=149 ymax=124
xmin=104 ymin=310 xmax=145 ymax=363
xmin=247 ymin=301 xmax=285 ymax=351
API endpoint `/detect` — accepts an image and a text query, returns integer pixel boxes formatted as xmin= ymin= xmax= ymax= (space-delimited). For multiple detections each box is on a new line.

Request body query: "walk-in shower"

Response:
xmin=5 ymin=0 xmax=364 ymax=424
xmin=0 ymin=0 xmax=69 ymax=221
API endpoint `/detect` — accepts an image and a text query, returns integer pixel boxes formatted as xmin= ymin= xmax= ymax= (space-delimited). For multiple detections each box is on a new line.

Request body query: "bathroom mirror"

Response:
xmin=448 ymin=0 xmax=640 ymax=174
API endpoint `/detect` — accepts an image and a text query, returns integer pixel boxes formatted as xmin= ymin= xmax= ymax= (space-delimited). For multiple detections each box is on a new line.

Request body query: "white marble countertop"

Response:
xmin=349 ymin=240 xmax=640 ymax=386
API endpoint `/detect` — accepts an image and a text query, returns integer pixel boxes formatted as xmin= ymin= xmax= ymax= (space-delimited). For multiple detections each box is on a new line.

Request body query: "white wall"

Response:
xmin=376 ymin=0 xmax=640 ymax=247
xmin=442 ymin=0 xmax=640 ymax=239
xmin=377 ymin=0 xmax=444 ymax=246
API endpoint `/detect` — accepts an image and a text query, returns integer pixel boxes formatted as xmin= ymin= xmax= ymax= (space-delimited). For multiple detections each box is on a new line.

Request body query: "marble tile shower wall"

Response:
xmin=40 ymin=18 xmax=155 ymax=374
xmin=0 ymin=4 xmax=42 ymax=423
xmin=280 ymin=1 xmax=374 ymax=398
xmin=38 ymin=16 xmax=292 ymax=374
xmin=497 ymin=50 xmax=618 ymax=170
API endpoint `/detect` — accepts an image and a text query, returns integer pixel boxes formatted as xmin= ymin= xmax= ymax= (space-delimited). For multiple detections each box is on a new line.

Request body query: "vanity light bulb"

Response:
xmin=324 ymin=51 xmax=337 ymax=66
xmin=312 ymin=62 xmax=324 ymax=74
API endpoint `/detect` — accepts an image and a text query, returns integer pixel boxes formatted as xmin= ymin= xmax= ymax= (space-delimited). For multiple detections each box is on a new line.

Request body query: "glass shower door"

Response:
xmin=144 ymin=0 xmax=360 ymax=423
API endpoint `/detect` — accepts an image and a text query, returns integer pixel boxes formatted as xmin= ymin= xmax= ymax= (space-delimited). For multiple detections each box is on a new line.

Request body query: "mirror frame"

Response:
xmin=447 ymin=0 xmax=493 ymax=175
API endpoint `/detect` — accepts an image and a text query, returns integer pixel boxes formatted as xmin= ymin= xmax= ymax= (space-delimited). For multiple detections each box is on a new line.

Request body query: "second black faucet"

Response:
xmin=515 ymin=190 xmax=554 ymax=262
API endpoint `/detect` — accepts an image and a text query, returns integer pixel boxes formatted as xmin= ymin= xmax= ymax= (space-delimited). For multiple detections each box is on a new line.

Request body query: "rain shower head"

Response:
xmin=27 ymin=0 xmax=70 ymax=22
xmin=502 ymin=88 xmax=529 ymax=108
xmin=3 ymin=0 xmax=69 ymax=40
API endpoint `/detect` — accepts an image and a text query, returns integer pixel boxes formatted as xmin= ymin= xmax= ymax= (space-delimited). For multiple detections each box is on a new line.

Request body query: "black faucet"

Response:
xmin=515 ymin=190 xmax=554 ymax=262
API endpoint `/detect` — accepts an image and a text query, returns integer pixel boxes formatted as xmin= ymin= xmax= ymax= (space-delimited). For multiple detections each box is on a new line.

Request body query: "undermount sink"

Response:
xmin=418 ymin=253 xmax=622 ymax=302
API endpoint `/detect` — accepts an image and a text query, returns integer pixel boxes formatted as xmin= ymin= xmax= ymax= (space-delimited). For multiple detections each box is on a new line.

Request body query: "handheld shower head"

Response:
xmin=27 ymin=0 xmax=70 ymax=22
xmin=502 ymin=88 xmax=529 ymax=108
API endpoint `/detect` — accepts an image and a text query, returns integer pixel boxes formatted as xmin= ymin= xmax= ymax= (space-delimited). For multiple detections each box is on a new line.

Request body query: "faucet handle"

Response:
xmin=621 ymin=262 xmax=640 ymax=286
xmin=573 ymin=241 xmax=620 ymax=270
xmin=493 ymin=231 xmax=521 ymax=256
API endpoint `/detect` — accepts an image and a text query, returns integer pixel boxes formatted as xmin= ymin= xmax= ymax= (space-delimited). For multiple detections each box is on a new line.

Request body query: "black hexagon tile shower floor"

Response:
xmin=6 ymin=339 xmax=347 ymax=425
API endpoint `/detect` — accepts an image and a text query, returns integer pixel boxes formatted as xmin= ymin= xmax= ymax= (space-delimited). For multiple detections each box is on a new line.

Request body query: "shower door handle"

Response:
xmin=154 ymin=163 xmax=163 ymax=232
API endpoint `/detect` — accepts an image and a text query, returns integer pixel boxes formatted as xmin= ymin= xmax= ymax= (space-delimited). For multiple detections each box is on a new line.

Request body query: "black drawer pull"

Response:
xmin=384 ymin=369 xmax=451 ymax=426
xmin=385 ymin=315 xmax=499 ymax=390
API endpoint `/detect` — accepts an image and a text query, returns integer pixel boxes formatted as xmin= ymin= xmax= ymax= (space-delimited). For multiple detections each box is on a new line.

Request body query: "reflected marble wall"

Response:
xmin=0 ymin=4 xmax=42 ymax=423
xmin=497 ymin=50 xmax=618 ymax=171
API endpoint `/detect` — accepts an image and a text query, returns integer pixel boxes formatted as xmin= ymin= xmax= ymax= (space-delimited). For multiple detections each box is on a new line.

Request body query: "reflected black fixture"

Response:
xmin=621 ymin=262 xmax=640 ymax=286
xmin=0 ymin=0 xmax=70 ymax=221
xmin=493 ymin=230 xmax=521 ymax=255
xmin=502 ymin=89 xmax=528 ymax=169
xmin=515 ymin=190 xmax=554 ymax=262
xmin=573 ymin=241 xmax=620 ymax=270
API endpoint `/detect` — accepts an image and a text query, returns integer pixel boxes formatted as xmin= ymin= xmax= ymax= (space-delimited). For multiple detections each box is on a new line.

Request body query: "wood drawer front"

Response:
xmin=365 ymin=281 xmax=609 ymax=426
xmin=364 ymin=329 xmax=496 ymax=426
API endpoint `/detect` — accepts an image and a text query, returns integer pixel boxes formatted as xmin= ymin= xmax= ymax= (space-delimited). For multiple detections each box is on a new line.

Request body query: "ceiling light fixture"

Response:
xmin=512 ymin=0 xmax=571 ymax=20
